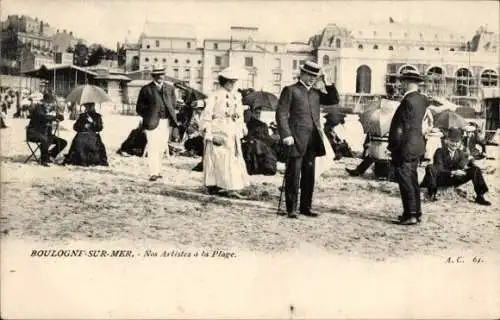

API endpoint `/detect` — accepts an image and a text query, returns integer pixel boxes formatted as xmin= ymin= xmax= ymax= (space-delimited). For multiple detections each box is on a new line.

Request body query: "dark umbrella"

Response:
xmin=242 ymin=91 xmax=278 ymax=110
xmin=435 ymin=110 xmax=468 ymax=129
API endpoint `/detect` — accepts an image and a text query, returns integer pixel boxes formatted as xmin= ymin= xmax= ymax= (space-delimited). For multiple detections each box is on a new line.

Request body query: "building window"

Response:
xmin=242 ymin=43 xmax=246 ymax=50
xmin=187 ymin=42 xmax=191 ymax=49
xmin=388 ymin=45 xmax=394 ymax=51
xmin=299 ymin=60 xmax=305 ymax=67
xmin=450 ymin=48 xmax=455 ymax=51
xmin=163 ymin=58 xmax=167 ymax=63
xmin=245 ymin=57 xmax=253 ymax=67
xmin=373 ymin=44 xmax=379 ymax=49
xmin=292 ymin=60 xmax=297 ymax=69
xmin=435 ymin=47 xmax=440 ymax=51
xmin=358 ymin=44 xmax=363 ymax=49
xmin=197 ymin=69 xmax=203 ymax=79
xmin=145 ymin=57 xmax=149 ymax=62
xmin=184 ymin=69 xmax=191 ymax=80
xmin=197 ymin=60 xmax=202 ymax=64
xmin=434 ymin=34 xmax=438 ymax=39
xmin=455 ymin=68 xmax=473 ymax=96
xmin=356 ymin=65 xmax=372 ymax=94
xmin=146 ymin=44 xmax=150 ymax=49
xmin=186 ymin=59 xmax=190 ymax=64
xmin=273 ymin=73 xmax=281 ymax=81
xmin=480 ymin=69 xmax=498 ymax=87
xmin=215 ymin=56 xmax=222 ymax=66
xmin=419 ymin=47 xmax=425 ymax=50
xmin=373 ymin=31 xmax=377 ymax=36
xmin=174 ymin=68 xmax=179 ymax=78
xmin=213 ymin=43 xmax=218 ymax=50
xmin=335 ymin=39 xmax=341 ymax=48
xmin=322 ymin=55 xmax=329 ymax=65
xmin=274 ymin=58 xmax=281 ymax=69
xmin=174 ymin=59 xmax=178 ymax=64
xmin=274 ymin=45 xmax=278 ymax=52
xmin=154 ymin=58 xmax=158 ymax=62
xmin=155 ymin=40 xmax=160 ymax=47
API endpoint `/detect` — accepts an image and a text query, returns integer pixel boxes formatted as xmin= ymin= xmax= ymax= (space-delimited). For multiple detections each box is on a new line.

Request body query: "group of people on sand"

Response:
xmin=21 ymin=60 xmax=493 ymax=224
xmin=25 ymin=92 xmax=108 ymax=167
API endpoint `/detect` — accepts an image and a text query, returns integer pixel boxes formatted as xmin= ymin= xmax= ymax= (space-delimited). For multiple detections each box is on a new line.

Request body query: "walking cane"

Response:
xmin=277 ymin=144 xmax=291 ymax=216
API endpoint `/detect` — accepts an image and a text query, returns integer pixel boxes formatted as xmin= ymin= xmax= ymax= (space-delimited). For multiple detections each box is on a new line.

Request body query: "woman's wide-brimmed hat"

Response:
xmin=151 ymin=65 xmax=166 ymax=76
xmin=300 ymin=61 xmax=322 ymax=77
xmin=218 ymin=67 xmax=241 ymax=80
xmin=399 ymin=70 xmax=424 ymax=83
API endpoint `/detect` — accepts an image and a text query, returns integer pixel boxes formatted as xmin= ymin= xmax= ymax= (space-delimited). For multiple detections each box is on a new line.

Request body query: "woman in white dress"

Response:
xmin=200 ymin=68 xmax=249 ymax=198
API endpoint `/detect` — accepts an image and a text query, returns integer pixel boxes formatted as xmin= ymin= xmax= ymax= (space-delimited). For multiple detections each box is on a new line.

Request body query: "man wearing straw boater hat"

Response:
xmin=276 ymin=60 xmax=339 ymax=219
xmin=388 ymin=69 xmax=428 ymax=225
xmin=136 ymin=65 xmax=178 ymax=181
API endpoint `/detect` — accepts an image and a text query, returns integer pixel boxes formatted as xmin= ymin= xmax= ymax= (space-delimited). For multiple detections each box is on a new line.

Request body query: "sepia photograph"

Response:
xmin=0 ymin=0 xmax=499 ymax=318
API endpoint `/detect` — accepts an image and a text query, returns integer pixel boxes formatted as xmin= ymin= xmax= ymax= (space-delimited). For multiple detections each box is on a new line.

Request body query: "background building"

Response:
xmin=126 ymin=20 xmax=498 ymax=108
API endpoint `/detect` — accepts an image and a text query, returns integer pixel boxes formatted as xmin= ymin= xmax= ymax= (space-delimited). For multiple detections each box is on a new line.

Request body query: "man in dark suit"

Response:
xmin=420 ymin=127 xmax=491 ymax=205
xmin=276 ymin=61 xmax=339 ymax=218
xmin=27 ymin=93 xmax=66 ymax=166
xmin=136 ymin=66 xmax=178 ymax=181
xmin=388 ymin=70 xmax=428 ymax=225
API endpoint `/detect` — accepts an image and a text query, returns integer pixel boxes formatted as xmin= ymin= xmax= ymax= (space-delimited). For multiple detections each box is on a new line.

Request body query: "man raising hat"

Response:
xmin=136 ymin=65 xmax=178 ymax=181
xmin=275 ymin=60 xmax=339 ymax=218
xmin=388 ymin=70 xmax=428 ymax=225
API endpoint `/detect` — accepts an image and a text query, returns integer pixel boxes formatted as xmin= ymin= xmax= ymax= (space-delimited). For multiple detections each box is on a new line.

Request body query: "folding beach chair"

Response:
xmin=24 ymin=126 xmax=41 ymax=163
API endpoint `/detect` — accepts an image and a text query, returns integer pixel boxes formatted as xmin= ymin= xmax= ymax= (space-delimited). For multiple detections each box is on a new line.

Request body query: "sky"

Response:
xmin=1 ymin=0 xmax=499 ymax=48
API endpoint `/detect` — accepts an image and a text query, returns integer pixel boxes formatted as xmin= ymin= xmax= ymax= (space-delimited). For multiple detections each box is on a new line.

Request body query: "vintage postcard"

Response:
xmin=1 ymin=0 xmax=499 ymax=318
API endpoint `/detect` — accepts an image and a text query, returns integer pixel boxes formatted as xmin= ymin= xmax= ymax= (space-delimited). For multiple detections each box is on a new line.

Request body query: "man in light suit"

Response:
xmin=136 ymin=66 xmax=178 ymax=181
xmin=276 ymin=61 xmax=339 ymax=218
xmin=388 ymin=70 xmax=428 ymax=225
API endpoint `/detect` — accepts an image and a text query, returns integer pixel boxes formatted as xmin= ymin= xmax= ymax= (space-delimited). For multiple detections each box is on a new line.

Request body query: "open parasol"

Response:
xmin=359 ymin=99 xmax=399 ymax=136
xmin=241 ymin=91 xmax=278 ymax=110
xmin=66 ymin=85 xmax=111 ymax=105
xmin=434 ymin=110 xmax=468 ymax=129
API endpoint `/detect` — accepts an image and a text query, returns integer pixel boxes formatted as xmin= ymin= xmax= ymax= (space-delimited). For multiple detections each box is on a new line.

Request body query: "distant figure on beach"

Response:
xmin=63 ymin=102 xmax=108 ymax=166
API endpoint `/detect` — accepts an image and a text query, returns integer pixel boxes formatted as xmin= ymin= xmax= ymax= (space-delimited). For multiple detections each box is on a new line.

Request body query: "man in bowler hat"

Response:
xmin=276 ymin=61 xmax=339 ymax=218
xmin=388 ymin=70 xmax=428 ymax=225
xmin=136 ymin=66 xmax=178 ymax=181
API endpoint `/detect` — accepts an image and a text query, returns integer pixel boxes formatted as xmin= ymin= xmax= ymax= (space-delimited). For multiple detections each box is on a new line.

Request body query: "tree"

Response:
xmin=117 ymin=45 xmax=127 ymax=67
xmin=73 ymin=41 xmax=89 ymax=66
xmin=0 ymin=30 xmax=23 ymax=60
xmin=87 ymin=44 xmax=105 ymax=66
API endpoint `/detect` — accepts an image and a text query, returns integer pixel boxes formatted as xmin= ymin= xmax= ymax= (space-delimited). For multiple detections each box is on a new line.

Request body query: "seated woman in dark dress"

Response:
xmin=63 ymin=102 xmax=108 ymax=166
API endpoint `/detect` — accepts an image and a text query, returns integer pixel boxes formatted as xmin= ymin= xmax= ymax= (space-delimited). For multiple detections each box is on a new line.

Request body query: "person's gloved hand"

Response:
xmin=283 ymin=136 xmax=294 ymax=146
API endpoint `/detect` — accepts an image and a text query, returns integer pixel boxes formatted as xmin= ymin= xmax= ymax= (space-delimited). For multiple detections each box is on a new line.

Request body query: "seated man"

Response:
xmin=420 ymin=127 xmax=491 ymax=205
xmin=27 ymin=93 xmax=67 ymax=166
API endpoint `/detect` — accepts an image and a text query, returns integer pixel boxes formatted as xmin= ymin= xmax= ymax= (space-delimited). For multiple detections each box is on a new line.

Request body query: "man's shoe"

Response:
xmin=300 ymin=210 xmax=319 ymax=217
xmin=149 ymin=175 xmax=159 ymax=181
xmin=397 ymin=214 xmax=420 ymax=223
xmin=395 ymin=216 xmax=418 ymax=225
xmin=287 ymin=211 xmax=298 ymax=219
xmin=345 ymin=168 xmax=360 ymax=177
xmin=41 ymin=162 xmax=50 ymax=167
xmin=475 ymin=195 xmax=491 ymax=206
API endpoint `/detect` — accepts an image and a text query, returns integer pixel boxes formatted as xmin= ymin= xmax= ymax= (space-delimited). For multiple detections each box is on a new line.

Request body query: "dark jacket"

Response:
xmin=27 ymin=103 xmax=63 ymax=135
xmin=136 ymin=82 xmax=178 ymax=130
xmin=73 ymin=111 xmax=103 ymax=133
xmin=433 ymin=146 xmax=471 ymax=177
xmin=275 ymin=82 xmax=339 ymax=157
xmin=388 ymin=91 xmax=427 ymax=164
